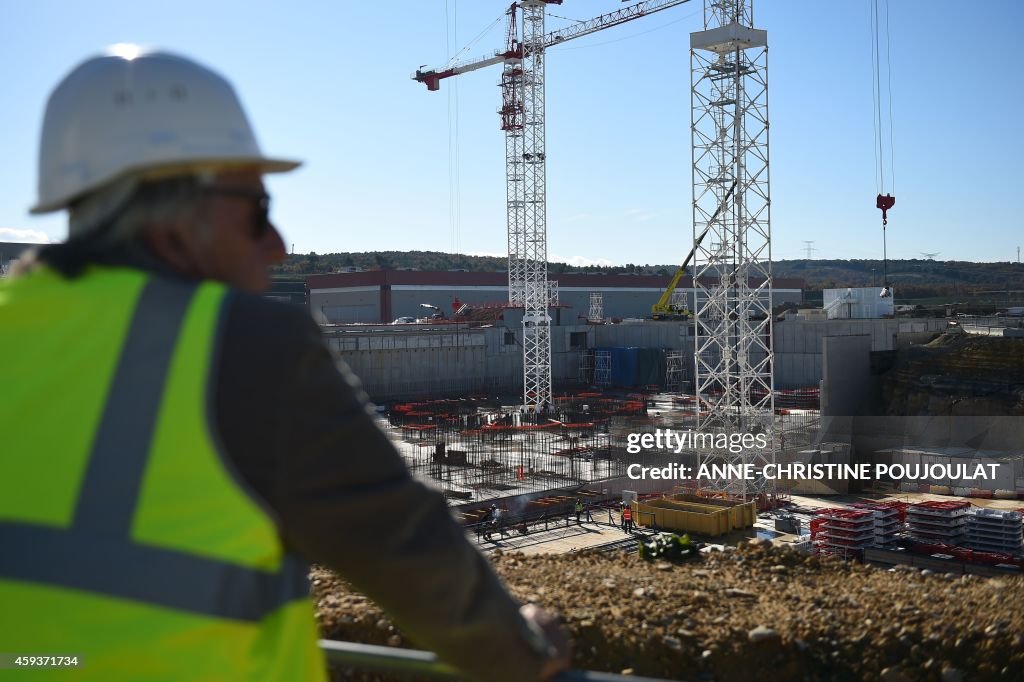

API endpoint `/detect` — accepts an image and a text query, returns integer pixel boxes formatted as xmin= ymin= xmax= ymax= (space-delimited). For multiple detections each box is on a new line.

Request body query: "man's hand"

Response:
xmin=519 ymin=604 xmax=572 ymax=680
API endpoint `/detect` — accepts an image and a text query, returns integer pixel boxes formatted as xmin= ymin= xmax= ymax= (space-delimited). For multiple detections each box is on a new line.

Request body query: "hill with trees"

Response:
xmin=274 ymin=251 xmax=1024 ymax=301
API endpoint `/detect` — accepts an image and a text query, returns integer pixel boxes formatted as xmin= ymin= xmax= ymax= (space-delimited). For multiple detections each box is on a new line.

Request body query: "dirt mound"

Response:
xmin=881 ymin=333 xmax=1024 ymax=416
xmin=313 ymin=541 xmax=1024 ymax=681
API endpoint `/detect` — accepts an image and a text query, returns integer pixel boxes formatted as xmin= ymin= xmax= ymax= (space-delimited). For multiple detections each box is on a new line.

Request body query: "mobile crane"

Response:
xmin=651 ymin=181 xmax=736 ymax=320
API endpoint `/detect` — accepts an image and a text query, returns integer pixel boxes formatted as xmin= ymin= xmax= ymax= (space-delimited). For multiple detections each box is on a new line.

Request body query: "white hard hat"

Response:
xmin=31 ymin=44 xmax=300 ymax=214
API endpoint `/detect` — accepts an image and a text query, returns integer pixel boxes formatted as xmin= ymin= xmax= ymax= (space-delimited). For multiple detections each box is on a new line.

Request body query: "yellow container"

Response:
xmin=667 ymin=493 xmax=757 ymax=529
xmin=634 ymin=499 xmax=735 ymax=537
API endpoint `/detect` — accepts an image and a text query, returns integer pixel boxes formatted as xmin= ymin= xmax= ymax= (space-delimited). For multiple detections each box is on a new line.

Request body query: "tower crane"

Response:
xmin=414 ymin=0 xmax=696 ymax=409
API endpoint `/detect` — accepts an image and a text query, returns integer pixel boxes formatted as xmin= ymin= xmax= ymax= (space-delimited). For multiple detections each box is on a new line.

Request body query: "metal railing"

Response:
xmin=319 ymin=639 xmax=669 ymax=681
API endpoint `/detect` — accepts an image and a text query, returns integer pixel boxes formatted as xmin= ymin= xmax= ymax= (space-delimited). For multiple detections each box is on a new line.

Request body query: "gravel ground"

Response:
xmin=313 ymin=540 xmax=1024 ymax=681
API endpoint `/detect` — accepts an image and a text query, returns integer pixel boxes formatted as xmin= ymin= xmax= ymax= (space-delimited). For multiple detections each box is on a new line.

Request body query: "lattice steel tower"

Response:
xmin=690 ymin=0 xmax=775 ymax=499
xmin=516 ymin=0 xmax=553 ymax=408
xmin=501 ymin=6 xmax=527 ymax=308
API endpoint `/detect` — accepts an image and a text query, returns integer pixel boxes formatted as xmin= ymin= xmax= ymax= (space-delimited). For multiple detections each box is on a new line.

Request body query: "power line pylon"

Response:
xmin=691 ymin=0 xmax=775 ymax=501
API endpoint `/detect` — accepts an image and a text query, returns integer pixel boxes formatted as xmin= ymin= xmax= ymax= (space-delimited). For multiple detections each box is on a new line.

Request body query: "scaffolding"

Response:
xmin=588 ymin=293 xmax=604 ymax=323
xmin=594 ymin=351 xmax=612 ymax=388
xmin=578 ymin=349 xmax=595 ymax=385
xmin=665 ymin=350 xmax=687 ymax=393
xmin=690 ymin=0 xmax=774 ymax=502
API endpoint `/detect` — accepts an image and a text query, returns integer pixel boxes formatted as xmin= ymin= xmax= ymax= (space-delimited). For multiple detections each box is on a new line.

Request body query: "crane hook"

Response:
xmin=876 ymin=193 xmax=895 ymax=226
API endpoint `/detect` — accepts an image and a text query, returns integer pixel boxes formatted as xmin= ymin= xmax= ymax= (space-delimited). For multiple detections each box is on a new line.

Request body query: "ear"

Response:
xmin=143 ymin=224 xmax=204 ymax=277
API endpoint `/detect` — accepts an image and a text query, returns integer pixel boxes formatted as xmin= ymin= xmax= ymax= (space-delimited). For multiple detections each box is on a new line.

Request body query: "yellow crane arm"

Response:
xmin=651 ymin=181 xmax=738 ymax=318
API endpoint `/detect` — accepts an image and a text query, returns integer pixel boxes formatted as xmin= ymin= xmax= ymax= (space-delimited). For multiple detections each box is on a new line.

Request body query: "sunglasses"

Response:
xmin=202 ymin=187 xmax=273 ymax=238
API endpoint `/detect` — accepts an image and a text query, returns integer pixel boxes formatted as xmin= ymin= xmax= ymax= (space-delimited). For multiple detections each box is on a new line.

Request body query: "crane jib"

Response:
xmin=413 ymin=0 xmax=695 ymax=91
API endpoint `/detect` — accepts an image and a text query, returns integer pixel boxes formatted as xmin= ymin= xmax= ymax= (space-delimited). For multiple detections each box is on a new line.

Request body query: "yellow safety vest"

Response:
xmin=0 ymin=265 xmax=325 ymax=681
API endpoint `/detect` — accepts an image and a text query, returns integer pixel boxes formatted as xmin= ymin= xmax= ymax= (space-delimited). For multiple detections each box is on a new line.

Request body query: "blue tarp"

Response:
xmin=594 ymin=347 xmax=666 ymax=387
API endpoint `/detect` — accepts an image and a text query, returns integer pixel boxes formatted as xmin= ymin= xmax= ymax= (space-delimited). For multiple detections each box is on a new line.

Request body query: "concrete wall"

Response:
xmin=773 ymin=318 xmax=946 ymax=388
xmin=820 ymin=335 xmax=872 ymax=416
xmin=850 ymin=416 xmax=1024 ymax=465
xmin=326 ymin=326 xmax=520 ymax=398
xmin=868 ymin=447 xmax=1023 ymax=493
xmin=324 ymin=320 xmax=692 ymax=401
xmin=323 ymin=317 xmax=947 ymax=399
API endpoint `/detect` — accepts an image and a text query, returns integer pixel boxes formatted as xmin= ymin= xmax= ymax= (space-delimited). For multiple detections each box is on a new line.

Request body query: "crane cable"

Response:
xmin=884 ymin=0 xmax=895 ymax=197
xmin=443 ymin=13 xmax=505 ymax=69
xmin=871 ymin=0 xmax=896 ymax=294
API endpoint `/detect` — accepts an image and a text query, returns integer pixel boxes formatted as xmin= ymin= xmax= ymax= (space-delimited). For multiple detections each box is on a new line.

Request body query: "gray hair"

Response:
xmin=68 ymin=172 xmax=215 ymax=243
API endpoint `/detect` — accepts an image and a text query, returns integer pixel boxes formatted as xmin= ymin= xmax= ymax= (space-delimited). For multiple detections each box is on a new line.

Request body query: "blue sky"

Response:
xmin=1 ymin=0 xmax=1021 ymax=265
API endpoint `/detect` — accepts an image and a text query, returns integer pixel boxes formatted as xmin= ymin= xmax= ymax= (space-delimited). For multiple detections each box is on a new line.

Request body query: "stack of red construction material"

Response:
xmin=906 ymin=500 xmax=971 ymax=545
xmin=852 ymin=500 xmax=908 ymax=547
xmin=909 ymin=541 xmax=1024 ymax=569
xmin=811 ymin=508 xmax=875 ymax=558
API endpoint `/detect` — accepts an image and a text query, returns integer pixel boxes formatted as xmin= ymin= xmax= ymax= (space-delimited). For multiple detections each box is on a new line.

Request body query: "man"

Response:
xmin=0 ymin=47 xmax=569 ymax=681
xmin=483 ymin=503 xmax=499 ymax=541
xmin=491 ymin=505 xmax=506 ymax=539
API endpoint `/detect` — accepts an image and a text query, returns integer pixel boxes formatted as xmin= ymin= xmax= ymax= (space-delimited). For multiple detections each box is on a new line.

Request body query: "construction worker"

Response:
xmin=0 ymin=47 xmax=569 ymax=681
xmin=574 ymin=498 xmax=584 ymax=524
xmin=622 ymin=505 xmax=634 ymax=533
xmin=483 ymin=503 xmax=499 ymax=541
xmin=491 ymin=505 xmax=506 ymax=538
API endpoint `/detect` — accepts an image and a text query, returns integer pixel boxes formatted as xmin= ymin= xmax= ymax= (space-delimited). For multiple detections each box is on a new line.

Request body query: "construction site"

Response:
xmin=302 ymin=0 xmax=1024 ymax=558
xmin=3 ymin=0 xmax=1024 ymax=680
xmin=294 ymin=0 xmax=1024 ymax=678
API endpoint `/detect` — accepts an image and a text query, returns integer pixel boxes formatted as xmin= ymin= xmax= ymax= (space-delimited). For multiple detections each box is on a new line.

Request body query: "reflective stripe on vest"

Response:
xmin=0 ymin=277 xmax=308 ymax=622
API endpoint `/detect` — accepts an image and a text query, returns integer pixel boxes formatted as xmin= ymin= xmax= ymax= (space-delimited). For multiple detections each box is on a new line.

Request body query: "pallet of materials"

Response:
xmin=906 ymin=500 xmax=970 ymax=545
xmin=965 ymin=508 xmax=1023 ymax=555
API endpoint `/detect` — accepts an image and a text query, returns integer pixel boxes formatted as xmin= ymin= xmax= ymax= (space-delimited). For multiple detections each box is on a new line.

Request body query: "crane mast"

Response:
xmin=515 ymin=1 xmax=552 ymax=407
xmin=690 ymin=0 xmax=774 ymax=501
xmin=416 ymin=0 xmax=694 ymax=409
